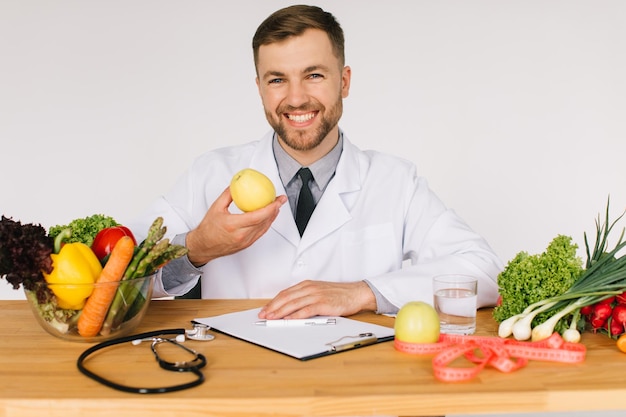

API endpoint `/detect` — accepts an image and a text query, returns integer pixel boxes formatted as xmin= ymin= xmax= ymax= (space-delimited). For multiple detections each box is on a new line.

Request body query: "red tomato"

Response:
xmin=91 ymin=226 xmax=137 ymax=260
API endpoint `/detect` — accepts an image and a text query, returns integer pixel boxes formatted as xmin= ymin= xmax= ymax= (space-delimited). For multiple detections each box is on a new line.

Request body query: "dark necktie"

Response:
xmin=295 ymin=168 xmax=315 ymax=236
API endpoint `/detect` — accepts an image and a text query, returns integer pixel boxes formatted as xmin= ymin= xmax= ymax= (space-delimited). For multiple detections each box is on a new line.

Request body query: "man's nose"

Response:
xmin=285 ymin=81 xmax=309 ymax=107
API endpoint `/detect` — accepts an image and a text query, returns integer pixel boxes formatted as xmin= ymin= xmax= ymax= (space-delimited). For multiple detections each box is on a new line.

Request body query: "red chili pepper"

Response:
xmin=91 ymin=226 xmax=137 ymax=261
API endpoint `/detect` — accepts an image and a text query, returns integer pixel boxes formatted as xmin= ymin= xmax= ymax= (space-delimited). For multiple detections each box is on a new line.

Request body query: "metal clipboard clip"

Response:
xmin=326 ymin=332 xmax=378 ymax=352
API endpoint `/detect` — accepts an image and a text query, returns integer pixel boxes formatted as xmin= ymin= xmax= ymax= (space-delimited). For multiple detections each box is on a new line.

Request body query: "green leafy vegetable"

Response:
xmin=48 ymin=214 xmax=119 ymax=247
xmin=496 ymin=199 xmax=626 ymax=342
xmin=493 ymin=235 xmax=584 ymax=327
xmin=24 ymin=289 xmax=79 ymax=333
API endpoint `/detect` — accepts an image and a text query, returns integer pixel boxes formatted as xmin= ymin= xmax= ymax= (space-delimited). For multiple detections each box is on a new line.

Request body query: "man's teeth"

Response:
xmin=287 ymin=113 xmax=315 ymax=123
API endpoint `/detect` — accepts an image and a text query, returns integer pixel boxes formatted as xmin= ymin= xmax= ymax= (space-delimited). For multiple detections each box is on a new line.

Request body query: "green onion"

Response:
xmin=499 ymin=198 xmax=626 ymax=341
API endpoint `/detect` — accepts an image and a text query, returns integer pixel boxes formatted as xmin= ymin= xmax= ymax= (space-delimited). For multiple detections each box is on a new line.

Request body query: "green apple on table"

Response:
xmin=394 ymin=301 xmax=440 ymax=343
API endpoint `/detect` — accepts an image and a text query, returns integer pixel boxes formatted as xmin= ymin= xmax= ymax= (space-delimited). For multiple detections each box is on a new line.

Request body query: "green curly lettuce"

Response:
xmin=48 ymin=214 xmax=119 ymax=247
xmin=493 ymin=235 xmax=584 ymax=330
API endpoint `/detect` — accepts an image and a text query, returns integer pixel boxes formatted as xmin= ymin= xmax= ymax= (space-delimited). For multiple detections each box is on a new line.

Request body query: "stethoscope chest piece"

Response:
xmin=186 ymin=323 xmax=214 ymax=341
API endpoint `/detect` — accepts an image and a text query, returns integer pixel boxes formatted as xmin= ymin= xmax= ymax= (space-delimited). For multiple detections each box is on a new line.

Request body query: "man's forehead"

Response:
xmin=256 ymin=30 xmax=338 ymax=75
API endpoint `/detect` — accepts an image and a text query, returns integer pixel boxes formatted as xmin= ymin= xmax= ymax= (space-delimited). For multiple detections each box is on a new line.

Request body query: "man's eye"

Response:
xmin=268 ymin=78 xmax=283 ymax=84
xmin=308 ymin=74 xmax=323 ymax=80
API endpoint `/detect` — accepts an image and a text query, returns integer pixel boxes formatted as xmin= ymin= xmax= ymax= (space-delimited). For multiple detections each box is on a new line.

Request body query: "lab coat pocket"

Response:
xmin=342 ymin=223 xmax=398 ymax=278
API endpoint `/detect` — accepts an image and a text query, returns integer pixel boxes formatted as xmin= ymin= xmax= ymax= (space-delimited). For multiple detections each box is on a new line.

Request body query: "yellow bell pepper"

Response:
xmin=43 ymin=230 xmax=102 ymax=310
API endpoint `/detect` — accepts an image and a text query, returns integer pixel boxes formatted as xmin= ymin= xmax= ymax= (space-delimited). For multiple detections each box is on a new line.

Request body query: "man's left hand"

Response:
xmin=258 ymin=280 xmax=377 ymax=320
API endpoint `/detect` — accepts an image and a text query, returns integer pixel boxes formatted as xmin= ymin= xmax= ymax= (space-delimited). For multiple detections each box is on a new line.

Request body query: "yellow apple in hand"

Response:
xmin=394 ymin=301 xmax=440 ymax=343
xmin=230 ymin=168 xmax=276 ymax=212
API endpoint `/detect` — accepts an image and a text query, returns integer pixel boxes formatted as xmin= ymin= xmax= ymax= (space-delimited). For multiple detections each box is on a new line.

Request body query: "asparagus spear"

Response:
xmin=100 ymin=217 xmax=187 ymax=335
xmin=123 ymin=217 xmax=166 ymax=279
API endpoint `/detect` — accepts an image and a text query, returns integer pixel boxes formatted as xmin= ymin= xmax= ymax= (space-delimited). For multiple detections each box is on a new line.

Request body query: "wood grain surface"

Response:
xmin=1 ymin=299 xmax=624 ymax=417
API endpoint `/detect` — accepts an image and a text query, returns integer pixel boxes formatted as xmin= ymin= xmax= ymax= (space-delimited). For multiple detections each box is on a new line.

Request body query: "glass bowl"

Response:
xmin=24 ymin=273 xmax=155 ymax=342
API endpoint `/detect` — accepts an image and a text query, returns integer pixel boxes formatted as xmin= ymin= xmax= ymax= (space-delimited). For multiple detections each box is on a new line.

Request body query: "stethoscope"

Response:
xmin=77 ymin=323 xmax=214 ymax=394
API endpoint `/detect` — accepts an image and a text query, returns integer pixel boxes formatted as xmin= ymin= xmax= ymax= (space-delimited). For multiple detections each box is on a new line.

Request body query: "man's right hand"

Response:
xmin=185 ymin=187 xmax=287 ymax=266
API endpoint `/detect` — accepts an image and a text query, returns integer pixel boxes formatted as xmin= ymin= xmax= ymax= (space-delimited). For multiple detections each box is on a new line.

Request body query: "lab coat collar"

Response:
xmin=248 ymin=130 xmax=362 ymax=251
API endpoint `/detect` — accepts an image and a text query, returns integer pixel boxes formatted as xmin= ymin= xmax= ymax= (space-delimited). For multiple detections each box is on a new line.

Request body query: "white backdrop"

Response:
xmin=2 ymin=0 xmax=625 ymax=303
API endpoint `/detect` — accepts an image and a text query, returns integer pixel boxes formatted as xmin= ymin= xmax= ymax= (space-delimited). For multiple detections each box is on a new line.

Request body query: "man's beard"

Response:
xmin=266 ymin=94 xmax=343 ymax=152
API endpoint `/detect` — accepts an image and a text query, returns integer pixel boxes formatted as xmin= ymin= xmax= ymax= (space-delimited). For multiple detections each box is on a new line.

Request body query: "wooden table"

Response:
xmin=1 ymin=299 xmax=625 ymax=417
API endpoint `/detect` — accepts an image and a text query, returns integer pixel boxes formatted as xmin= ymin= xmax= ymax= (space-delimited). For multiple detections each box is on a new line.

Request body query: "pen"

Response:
xmin=330 ymin=334 xmax=378 ymax=352
xmin=255 ymin=318 xmax=337 ymax=327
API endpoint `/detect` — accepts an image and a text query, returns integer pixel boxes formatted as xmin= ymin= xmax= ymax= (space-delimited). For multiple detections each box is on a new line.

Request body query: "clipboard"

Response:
xmin=194 ymin=307 xmax=395 ymax=360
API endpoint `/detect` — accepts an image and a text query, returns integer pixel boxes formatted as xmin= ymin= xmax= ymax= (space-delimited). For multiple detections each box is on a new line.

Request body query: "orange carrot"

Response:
xmin=77 ymin=236 xmax=135 ymax=337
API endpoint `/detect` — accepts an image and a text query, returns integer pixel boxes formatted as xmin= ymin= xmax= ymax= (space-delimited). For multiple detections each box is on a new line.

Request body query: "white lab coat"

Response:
xmin=131 ymin=131 xmax=502 ymax=311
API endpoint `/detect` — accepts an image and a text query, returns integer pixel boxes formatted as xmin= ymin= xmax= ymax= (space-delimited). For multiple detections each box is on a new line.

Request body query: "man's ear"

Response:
xmin=341 ymin=66 xmax=351 ymax=98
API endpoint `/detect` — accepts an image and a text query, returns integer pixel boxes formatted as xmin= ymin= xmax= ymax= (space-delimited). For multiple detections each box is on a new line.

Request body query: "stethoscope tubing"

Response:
xmin=77 ymin=328 xmax=207 ymax=394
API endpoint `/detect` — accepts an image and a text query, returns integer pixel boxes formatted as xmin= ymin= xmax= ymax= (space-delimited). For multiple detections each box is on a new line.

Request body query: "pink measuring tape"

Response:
xmin=394 ymin=332 xmax=586 ymax=382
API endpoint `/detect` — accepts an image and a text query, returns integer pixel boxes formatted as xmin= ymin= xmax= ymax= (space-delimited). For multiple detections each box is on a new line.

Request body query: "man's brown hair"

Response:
xmin=252 ymin=5 xmax=345 ymax=72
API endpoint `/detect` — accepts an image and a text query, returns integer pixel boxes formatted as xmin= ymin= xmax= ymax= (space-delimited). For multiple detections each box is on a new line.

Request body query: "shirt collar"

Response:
xmin=273 ymin=131 xmax=344 ymax=191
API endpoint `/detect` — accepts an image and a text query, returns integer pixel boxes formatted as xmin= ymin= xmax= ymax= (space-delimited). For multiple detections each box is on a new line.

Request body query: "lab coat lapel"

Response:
xmin=247 ymin=133 xmax=301 ymax=245
xmin=299 ymin=139 xmax=363 ymax=250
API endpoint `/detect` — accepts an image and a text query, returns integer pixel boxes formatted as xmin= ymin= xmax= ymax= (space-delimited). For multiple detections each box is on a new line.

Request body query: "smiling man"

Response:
xmin=255 ymin=27 xmax=349 ymax=166
xmin=131 ymin=5 xmax=503 ymax=320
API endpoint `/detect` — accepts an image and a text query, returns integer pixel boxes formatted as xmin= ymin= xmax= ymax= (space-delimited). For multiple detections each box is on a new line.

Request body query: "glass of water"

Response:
xmin=433 ymin=274 xmax=478 ymax=335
